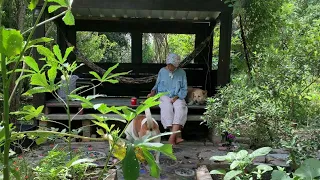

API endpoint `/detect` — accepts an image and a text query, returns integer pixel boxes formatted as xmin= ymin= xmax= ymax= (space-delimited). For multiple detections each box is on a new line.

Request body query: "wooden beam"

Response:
xmin=217 ymin=12 xmax=232 ymax=87
xmin=73 ymin=0 xmax=232 ymax=12
xmin=75 ymin=19 xmax=210 ymax=34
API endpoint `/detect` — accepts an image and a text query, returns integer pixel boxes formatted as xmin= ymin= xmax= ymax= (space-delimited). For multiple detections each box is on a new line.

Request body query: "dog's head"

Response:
xmin=192 ymin=89 xmax=208 ymax=105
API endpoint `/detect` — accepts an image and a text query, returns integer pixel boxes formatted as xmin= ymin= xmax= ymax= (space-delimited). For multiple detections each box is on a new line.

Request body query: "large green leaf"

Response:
xmin=63 ymin=10 xmax=75 ymax=26
xmin=24 ymin=87 xmax=51 ymax=95
xmin=210 ymin=155 xmax=227 ymax=162
xmin=0 ymin=27 xmax=23 ymax=57
xmin=28 ymin=0 xmax=39 ymax=10
xmin=53 ymin=45 xmax=63 ymax=62
xmin=271 ymin=170 xmax=291 ymax=180
xmin=210 ymin=169 xmax=226 ymax=175
xmin=24 ymin=56 xmax=39 ymax=72
xmin=48 ymin=5 xmax=62 ymax=13
xmin=102 ymin=63 xmax=119 ymax=79
xmin=294 ymin=158 xmax=320 ymax=179
xmin=122 ymin=144 xmax=140 ymax=180
xmin=142 ymin=148 xmax=161 ymax=178
xmin=30 ymin=73 xmax=49 ymax=87
xmin=48 ymin=65 xmax=58 ymax=84
xmin=92 ymin=120 xmax=110 ymax=132
xmin=256 ymin=164 xmax=273 ymax=172
xmin=236 ymin=150 xmax=248 ymax=160
xmin=138 ymin=143 xmax=176 ymax=160
xmin=249 ymin=147 xmax=272 ymax=158
xmin=89 ymin=71 xmax=102 ymax=81
xmin=27 ymin=37 xmax=53 ymax=48
xmin=62 ymin=46 xmax=74 ymax=63
xmin=224 ymin=170 xmax=242 ymax=180
xmin=36 ymin=45 xmax=57 ymax=63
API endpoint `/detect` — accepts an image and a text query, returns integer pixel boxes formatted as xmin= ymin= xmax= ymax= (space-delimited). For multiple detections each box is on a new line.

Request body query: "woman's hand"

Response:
xmin=171 ymin=96 xmax=179 ymax=103
xmin=147 ymin=90 xmax=156 ymax=98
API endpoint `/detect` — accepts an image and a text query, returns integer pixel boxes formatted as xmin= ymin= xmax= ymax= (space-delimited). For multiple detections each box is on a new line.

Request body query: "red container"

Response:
xmin=131 ymin=97 xmax=137 ymax=105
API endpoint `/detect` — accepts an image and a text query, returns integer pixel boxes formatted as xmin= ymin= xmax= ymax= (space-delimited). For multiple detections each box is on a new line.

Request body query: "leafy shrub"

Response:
xmin=202 ymin=75 xmax=289 ymax=148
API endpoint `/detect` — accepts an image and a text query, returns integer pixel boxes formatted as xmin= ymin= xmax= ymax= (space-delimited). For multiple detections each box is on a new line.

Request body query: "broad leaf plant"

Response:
xmin=0 ymin=0 xmax=176 ymax=179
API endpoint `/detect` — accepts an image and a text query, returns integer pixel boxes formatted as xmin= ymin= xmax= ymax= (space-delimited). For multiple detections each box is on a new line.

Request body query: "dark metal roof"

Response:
xmin=70 ymin=0 xmax=231 ymax=21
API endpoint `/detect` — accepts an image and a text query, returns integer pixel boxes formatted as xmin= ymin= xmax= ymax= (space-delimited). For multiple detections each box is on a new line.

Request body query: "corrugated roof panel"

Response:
xmin=72 ymin=8 xmax=220 ymax=21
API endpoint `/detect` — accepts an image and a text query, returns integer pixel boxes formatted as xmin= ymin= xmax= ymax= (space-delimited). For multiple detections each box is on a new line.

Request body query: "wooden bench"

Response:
xmin=43 ymin=63 xmax=217 ymax=141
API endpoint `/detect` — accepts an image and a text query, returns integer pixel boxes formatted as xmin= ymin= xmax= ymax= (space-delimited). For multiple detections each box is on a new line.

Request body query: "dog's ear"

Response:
xmin=203 ymin=90 xmax=208 ymax=96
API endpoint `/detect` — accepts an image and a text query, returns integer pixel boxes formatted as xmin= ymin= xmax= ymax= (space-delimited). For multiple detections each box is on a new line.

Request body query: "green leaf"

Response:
xmin=48 ymin=0 xmax=68 ymax=7
xmin=36 ymin=136 xmax=47 ymax=145
xmin=89 ymin=71 xmax=102 ymax=81
xmin=48 ymin=65 xmax=58 ymax=83
xmin=30 ymin=73 xmax=49 ymax=87
xmin=249 ymin=147 xmax=272 ymax=158
xmin=0 ymin=27 xmax=23 ymax=57
xmin=24 ymin=56 xmax=39 ymax=72
xmin=70 ymin=158 xmax=95 ymax=167
xmin=106 ymin=71 xmax=131 ymax=80
xmin=102 ymin=63 xmax=119 ymax=79
xmin=93 ymin=104 xmax=112 ymax=114
xmin=53 ymin=45 xmax=63 ymax=62
xmin=230 ymin=160 xmax=241 ymax=170
xmin=122 ymin=144 xmax=140 ymax=180
xmin=37 ymin=45 xmax=57 ymax=63
xmin=224 ymin=170 xmax=242 ymax=180
xmin=210 ymin=155 xmax=227 ymax=162
xmin=28 ymin=0 xmax=39 ymax=10
xmin=225 ymin=152 xmax=237 ymax=162
xmin=210 ymin=169 xmax=226 ymax=175
xmin=138 ymin=143 xmax=176 ymax=160
xmin=68 ymin=94 xmax=94 ymax=108
xmin=62 ymin=10 xmax=75 ymax=26
xmin=92 ymin=120 xmax=110 ymax=132
xmin=294 ymin=158 xmax=320 ymax=179
xmin=142 ymin=148 xmax=160 ymax=178
xmin=256 ymin=164 xmax=273 ymax=172
xmin=62 ymin=46 xmax=74 ymax=63
xmin=96 ymin=129 xmax=105 ymax=136
xmin=24 ymin=87 xmax=51 ymax=95
xmin=271 ymin=170 xmax=291 ymax=180
xmin=48 ymin=5 xmax=62 ymax=13
xmin=122 ymin=107 xmax=136 ymax=121
xmin=27 ymin=37 xmax=53 ymax=48
xmin=236 ymin=150 xmax=248 ymax=160
xmin=106 ymin=79 xmax=119 ymax=84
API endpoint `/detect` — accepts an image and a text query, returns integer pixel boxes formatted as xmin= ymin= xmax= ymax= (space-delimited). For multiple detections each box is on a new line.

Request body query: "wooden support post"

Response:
xmin=66 ymin=25 xmax=77 ymax=62
xmin=217 ymin=12 xmax=232 ymax=87
xmin=131 ymin=32 xmax=143 ymax=64
xmin=82 ymin=120 xmax=91 ymax=142
xmin=32 ymin=6 xmax=46 ymax=126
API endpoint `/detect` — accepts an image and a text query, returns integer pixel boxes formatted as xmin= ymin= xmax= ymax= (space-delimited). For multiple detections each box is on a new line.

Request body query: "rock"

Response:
xmin=253 ymin=156 xmax=266 ymax=163
xmin=270 ymin=149 xmax=289 ymax=154
xmin=266 ymin=154 xmax=289 ymax=167
xmin=196 ymin=165 xmax=213 ymax=180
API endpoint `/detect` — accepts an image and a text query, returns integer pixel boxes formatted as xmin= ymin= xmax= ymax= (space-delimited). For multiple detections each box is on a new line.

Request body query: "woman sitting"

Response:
xmin=147 ymin=53 xmax=188 ymax=145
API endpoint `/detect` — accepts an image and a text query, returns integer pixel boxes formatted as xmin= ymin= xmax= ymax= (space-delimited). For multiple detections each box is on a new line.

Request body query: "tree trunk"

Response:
xmin=239 ymin=15 xmax=252 ymax=79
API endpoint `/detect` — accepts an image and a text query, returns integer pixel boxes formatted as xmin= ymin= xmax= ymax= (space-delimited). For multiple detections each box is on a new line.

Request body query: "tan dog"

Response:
xmin=124 ymin=108 xmax=161 ymax=163
xmin=187 ymin=87 xmax=208 ymax=105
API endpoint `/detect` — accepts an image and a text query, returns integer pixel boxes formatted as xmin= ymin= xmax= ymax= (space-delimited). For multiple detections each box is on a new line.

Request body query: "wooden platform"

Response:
xmin=42 ymin=97 xmax=206 ymax=141
xmin=45 ymin=97 xmax=206 ymax=110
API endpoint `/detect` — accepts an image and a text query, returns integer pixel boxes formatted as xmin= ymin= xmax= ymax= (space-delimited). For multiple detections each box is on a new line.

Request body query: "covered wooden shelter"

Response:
xmin=32 ymin=0 xmax=233 ymax=140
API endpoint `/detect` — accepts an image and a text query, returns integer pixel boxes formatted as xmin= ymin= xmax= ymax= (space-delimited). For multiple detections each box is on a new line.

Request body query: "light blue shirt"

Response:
xmin=152 ymin=67 xmax=188 ymax=99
